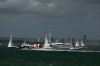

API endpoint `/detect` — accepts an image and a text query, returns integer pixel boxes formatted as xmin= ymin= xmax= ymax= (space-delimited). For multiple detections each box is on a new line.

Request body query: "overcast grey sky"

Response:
xmin=0 ymin=0 xmax=100 ymax=39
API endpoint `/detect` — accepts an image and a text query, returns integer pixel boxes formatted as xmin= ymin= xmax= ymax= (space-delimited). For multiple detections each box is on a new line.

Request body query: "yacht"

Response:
xmin=7 ymin=34 xmax=16 ymax=47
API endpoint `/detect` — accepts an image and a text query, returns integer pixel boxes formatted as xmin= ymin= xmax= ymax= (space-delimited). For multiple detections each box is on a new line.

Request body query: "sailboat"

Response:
xmin=80 ymin=40 xmax=86 ymax=46
xmin=31 ymin=34 xmax=52 ymax=51
xmin=69 ymin=38 xmax=75 ymax=49
xmin=43 ymin=34 xmax=52 ymax=49
xmin=7 ymin=34 xmax=16 ymax=47
xmin=75 ymin=39 xmax=80 ymax=48
xmin=69 ymin=38 xmax=79 ymax=50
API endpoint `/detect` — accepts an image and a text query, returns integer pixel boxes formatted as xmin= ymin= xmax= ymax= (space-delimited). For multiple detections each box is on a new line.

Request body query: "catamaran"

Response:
xmin=7 ymin=34 xmax=16 ymax=47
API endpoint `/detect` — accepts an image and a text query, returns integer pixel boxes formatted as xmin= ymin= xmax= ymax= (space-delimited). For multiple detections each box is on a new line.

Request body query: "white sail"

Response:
xmin=70 ymin=38 xmax=74 ymax=49
xmin=7 ymin=34 xmax=16 ymax=47
xmin=43 ymin=34 xmax=52 ymax=49
xmin=75 ymin=40 xmax=80 ymax=47
xmin=80 ymin=40 xmax=85 ymax=46
xmin=69 ymin=38 xmax=79 ymax=50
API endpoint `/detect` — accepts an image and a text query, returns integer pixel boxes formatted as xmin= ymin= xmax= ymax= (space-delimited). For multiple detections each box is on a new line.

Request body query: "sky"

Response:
xmin=0 ymin=0 xmax=100 ymax=40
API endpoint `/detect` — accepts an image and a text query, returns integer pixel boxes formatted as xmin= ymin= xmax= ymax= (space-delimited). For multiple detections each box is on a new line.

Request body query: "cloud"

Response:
xmin=0 ymin=0 xmax=100 ymax=22
xmin=0 ymin=0 xmax=58 ymax=14
xmin=0 ymin=0 xmax=100 ymax=39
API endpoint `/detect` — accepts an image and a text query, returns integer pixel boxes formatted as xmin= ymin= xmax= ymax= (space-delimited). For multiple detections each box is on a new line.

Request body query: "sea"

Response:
xmin=0 ymin=43 xmax=100 ymax=66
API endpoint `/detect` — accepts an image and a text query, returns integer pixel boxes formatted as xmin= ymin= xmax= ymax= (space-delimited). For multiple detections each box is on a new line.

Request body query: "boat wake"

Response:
xmin=21 ymin=48 xmax=67 ymax=51
xmin=66 ymin=50 xmax=100 ymax=52
xmin=76 ymin=50 xmax=100 ymax=53
xmin=21 ymin=48 xmax=100 ymax=52
xmin=31 ymin=49 xmax=67 ymax=51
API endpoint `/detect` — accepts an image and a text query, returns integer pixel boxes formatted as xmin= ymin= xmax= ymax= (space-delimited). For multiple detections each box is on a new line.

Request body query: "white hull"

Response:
xmin=52 ymin=45 xmax=70 ymax=49
xmin=81 ymin=45 xmax=86 ymax=47
xmin=43 ymin=46 xmax=52 ymax=49
xmin=69 ymin=47 xmax=79 ymax=50
xmin=79 ymin=46 xmax=87 ymax=49
xmin=8 ymin=46 xmax=17 ymax=47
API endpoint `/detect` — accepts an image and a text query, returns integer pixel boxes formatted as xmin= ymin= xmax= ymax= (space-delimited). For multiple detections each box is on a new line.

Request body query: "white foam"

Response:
xmin=78 ymin=51 xmax=100 ymax=52
xmin=27 ymin=48 xmax=67 ymax=51
xmin=21 ymin=48 xmax=100 ymax=52
xmin=67 ymin=50 xmax=100 ymax=53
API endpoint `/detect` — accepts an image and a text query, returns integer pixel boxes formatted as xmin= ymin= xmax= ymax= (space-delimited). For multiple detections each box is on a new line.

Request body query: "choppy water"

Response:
xmin=0 ymin=44 xmax=100 ymax=66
